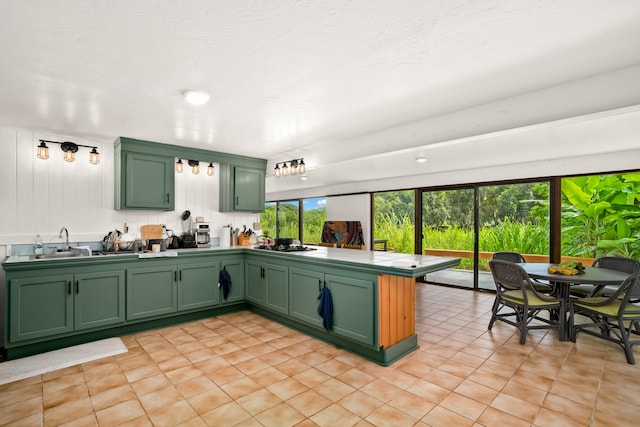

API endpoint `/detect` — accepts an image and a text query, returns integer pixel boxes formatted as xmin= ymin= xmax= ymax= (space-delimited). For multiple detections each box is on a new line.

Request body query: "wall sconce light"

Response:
xmin=36 ymin=140 xmax=100 ymax=165
xmin=175 ymin=158 xmax=184 ymax=173
xmin=188 ymin=160 xmax=200 ymax=175
xmin=207 ymin=162 xmax=215 ymax=176
xmin=274 ymin=158 xmax=305 ymax=177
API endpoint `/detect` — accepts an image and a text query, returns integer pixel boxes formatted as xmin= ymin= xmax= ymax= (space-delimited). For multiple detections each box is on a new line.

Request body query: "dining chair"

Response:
xmin=492 ymin=251 xmax=554 ymax=293
xmin=570 ymin=271 xmax=640 ymax=364
xmin=488 ymin=259 xmax=565 ymax=344
xmin=570 ymin=256 xmax=640 ymax=298
xmin=341 ymin=244 xmax=365 ymax=250
xmin=316 ymin=242 xmax=337 ymax=248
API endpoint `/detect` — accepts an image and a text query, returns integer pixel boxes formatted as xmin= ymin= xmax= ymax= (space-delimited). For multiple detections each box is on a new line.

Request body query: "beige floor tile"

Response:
xmin=90 ymin=383 xmax=136 ymax=411
xmin=438 ymin=392 xmax=487 ymax=422
xmin=235 ymin=388 xmax=282 ymax=415
xmin=186 ymin=386 xmax=233 ymax=415
xmin=267 ymin=378 xmax=309 ymax=401
xmin=476 ymin=406 xmax=532 ymax=427
xmin=287 ymin=389 xmax=333 ymax=418
xmin=406 ymin=378 xmax=451 ymax=404
xmin=454 ymin=378 xmax=500 ymax=405
xmin=147 ymin=399 xmax=199 ymax=427
xmin=490 ymin=392 xmax=540 ymax=423
xmin=314 ymin=378 xmax=356 ymax=402
xmin=95 ymin=399 xmax=146 ymax=426
xmin=201 ymin=401 xmax=252 ymax=426
xmin=254 ymin=402 xmax=305 ymax=427
xmin=220 ymin=376 xmax=263 ymax=400
xmin=249 ymin=366 xmax=288 ymax=387
xmin=138 ymin=385 xmax=183 ymax=413
xmin=0 ymin=397 xmax=42 ymax=426
xmin=43 ymin=383 xmax=88 ymax=409
xmin=292 ymin=367 xmax=332 ymax=388
xmin=365 ymin=404 xmax=418 ymax=427
xmin=337 ymin=389 xmax=383 ymax=418
xmin=310 ymin=403 xmax=362 ymax=427
xmin=130 ymin=373 xmax=172 ymax=397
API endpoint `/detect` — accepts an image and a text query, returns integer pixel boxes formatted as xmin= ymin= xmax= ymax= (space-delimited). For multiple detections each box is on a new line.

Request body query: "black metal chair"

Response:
xmin=492 ymin=251 xmax=553 ymax=293
xmin=570 ymin=272 xmax=640 ymax=364
xmin=570 ymin=256 xmax=640 ymax=298
xmin=488 ymin=259 xmax=565 ymax=344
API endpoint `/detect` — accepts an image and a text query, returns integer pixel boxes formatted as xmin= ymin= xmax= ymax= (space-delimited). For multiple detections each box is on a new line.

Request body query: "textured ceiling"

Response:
xmin=2 ymin=1 xmax=640 ymax=195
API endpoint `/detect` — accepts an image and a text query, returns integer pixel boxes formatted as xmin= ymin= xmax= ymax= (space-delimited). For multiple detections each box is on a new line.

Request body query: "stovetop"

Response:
xmin=255 ymin=245 xmax=317 ymax=252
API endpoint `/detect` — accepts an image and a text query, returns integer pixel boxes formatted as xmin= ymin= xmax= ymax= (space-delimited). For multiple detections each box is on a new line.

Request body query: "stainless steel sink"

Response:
xmin=33 ymin=248 xmax=92 ymax=259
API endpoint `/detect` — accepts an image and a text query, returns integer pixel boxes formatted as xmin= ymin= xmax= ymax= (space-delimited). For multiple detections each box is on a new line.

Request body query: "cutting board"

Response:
xmin=141 ymin=225 xmax=164 ymax=240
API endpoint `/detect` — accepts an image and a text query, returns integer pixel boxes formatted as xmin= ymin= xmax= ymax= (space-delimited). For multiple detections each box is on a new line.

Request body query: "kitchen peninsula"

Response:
xmin=2 ymin=247 xmax=459 ymax=365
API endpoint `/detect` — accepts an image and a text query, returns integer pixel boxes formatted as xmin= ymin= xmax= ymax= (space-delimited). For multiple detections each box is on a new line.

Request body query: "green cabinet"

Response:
xmin=289 ymin=268 xmax=375 ymax=345
xmin=178 ymin=261 xmax=219 ymax=311
xmin=9 ymin=271 xmax=125 ymax=342
xmin=289 ymin=268 xmax=324 ymax=329
xmin=220 ymin=259 xmax=245 ymax=304
xmin=246 ymin=260 xmax=288 ymax=314
xmin=325 ymin=274 xmax=374 ymax=345
xmin=220 ymin=165 xmax=265 ymax=212
xmin=115 ymin=151 xmax=175 ymax=210
xmin=127 ymin=265 xmax=177 ymax=320
xmin=74 ymin=271 xmax=126 ymax=331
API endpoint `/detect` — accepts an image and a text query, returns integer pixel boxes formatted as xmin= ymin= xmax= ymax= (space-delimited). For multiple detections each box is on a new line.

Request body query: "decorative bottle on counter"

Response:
xmin=34 ymin=234 xmax=44 ymax=256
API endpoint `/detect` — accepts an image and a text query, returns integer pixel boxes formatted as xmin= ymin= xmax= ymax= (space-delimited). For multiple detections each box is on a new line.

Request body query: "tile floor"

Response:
xmin=1 ymin=283 xmax=639 ymax=427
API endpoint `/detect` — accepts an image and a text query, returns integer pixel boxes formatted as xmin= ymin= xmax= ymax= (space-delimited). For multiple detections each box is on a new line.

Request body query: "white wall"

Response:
xmin=326 ymin=194 xmax=370 ymax=249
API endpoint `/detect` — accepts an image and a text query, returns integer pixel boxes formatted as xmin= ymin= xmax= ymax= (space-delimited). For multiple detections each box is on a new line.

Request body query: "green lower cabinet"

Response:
xmin=178 ymin=261 xmax=219 ymax=311
xmin=9 ymin=271 xmax=126 ymax=342
xmin=265 ymin=264 xmax=288 ymax=315
xmin=10 ymin=274 xmax=74 ymax=342
xmin=289 ymin=268 xmax=324 ymax=328
xmin=245 ymin=260 xmax=288 ymax=314
xmin=74 ymin=271 xmax=126 ymax=331
xmin=127 ymin=265 xmax=177 ymax=320
xmin=246 ymin=261 xmax=266 ymax=305
xmin=325 ymin=274 xmax=374 ymax=345
xmin=220 ymin=259 xmax=245 ymax=304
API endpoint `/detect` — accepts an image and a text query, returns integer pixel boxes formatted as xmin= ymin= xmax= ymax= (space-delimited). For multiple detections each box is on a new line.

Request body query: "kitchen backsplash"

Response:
xmin=0 ymin=126 xmax=259 ymax=249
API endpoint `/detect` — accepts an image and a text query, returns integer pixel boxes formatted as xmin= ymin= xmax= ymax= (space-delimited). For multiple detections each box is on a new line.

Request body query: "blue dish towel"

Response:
xmin=317 ymin=286 xmax=333 ymax=331
xmin=218 ymin=267 xmax=232 ymax=300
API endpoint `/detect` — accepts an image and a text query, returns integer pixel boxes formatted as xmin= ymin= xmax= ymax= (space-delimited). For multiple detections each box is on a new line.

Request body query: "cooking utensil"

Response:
xmin=141 ymin=225 xmax=164 ymax=240
xmin=274 ymin=237 xmax=293 ymax=246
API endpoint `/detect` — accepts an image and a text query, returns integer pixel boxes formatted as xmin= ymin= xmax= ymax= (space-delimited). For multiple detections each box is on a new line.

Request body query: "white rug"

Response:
xmin=0 ymin=338 xmax=128 ymax=385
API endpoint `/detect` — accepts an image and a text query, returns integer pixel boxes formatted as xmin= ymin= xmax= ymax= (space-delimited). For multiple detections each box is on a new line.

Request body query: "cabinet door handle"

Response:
xmin=75 ymin=280 xmax=79 ymax=294
xmin=174 ymin=271 xmax=177 ymax=282
xmin=318 ymin=279 xmax=322 ymax=292
xmin=68 ymin=281 xmax=71 ymax=294
xmin=179 ymin=270 xmax=182 ymax=281
xmin=167 ymin=193 xmax=170 ymax=203
xmin=236 ymin=196 xmax=239 ymax=206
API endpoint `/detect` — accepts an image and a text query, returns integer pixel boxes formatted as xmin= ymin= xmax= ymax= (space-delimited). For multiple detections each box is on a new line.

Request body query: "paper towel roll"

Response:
xmin=220 ymin=227 xmax=231 ymax=246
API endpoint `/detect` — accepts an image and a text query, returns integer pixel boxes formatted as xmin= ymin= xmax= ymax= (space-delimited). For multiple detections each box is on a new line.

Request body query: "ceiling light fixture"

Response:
xmin=207 ymin=162 xmax=215 ymax=176
xmin=274 ymin=158 xmax=305 ymax=178
xmin=175 ymin=158 xmax=184 ymax=173
xmin=183 ymin=90 xmax=210 ymax=105
xmin=415 ymin=157 xmax=427 ymax=163
xmin=36 ymin=139 xmax=100 ymax=165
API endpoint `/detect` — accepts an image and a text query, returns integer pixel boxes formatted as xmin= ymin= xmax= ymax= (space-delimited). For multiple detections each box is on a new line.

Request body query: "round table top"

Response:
xmin=520 ymin=262 xmax=630 ymax=285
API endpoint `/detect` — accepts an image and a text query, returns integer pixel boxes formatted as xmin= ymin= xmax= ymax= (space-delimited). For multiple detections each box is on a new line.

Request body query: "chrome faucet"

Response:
xmin=59 ymin=227 xmax=69 ymax=251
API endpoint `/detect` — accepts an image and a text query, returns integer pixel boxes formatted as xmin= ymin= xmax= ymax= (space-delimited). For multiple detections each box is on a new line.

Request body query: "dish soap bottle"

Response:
xmin=34 ymin=234 xmax=44 ymax=256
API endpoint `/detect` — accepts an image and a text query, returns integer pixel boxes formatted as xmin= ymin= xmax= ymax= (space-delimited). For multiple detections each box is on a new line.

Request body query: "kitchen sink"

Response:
xmin=33 ymin=246 xmax=93 ymax=260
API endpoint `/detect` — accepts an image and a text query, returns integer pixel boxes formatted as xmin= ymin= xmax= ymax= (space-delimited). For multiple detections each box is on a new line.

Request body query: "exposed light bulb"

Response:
xmin=207 ymin=163 xmax=215 ymax=176
xmin=89 ymin=148 xmax=100 ymax=165
xmin=175 ymin=158 xmax=184 ymax=173
xmin=37 ymin=141 xmax=49 ymax=160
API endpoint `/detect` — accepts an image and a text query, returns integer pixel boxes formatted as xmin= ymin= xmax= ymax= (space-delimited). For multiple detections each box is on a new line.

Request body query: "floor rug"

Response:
xmin=0 ymin=338 xmax=128 ymax=385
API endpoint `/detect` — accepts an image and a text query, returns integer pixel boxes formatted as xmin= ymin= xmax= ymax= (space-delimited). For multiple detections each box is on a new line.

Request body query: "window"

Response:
xmin=261 ymin=197 xmax=327 ymax=242
xmin=373 ymin=190 xmax=415 ymax=254
xmin=561 ymin=172 xmax=640 ymax=259
xmin=302 ymin=197 xmax=327 ymax=244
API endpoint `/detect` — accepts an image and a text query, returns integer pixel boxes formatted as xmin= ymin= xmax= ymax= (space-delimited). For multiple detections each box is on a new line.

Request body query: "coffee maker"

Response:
xmin=194 ymin=222 xmax=211 ymax=248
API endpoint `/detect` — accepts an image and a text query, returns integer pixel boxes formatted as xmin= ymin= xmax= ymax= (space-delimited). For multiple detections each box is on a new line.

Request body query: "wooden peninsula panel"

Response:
xmin=378 ymin=274 xmax=415 ymax=348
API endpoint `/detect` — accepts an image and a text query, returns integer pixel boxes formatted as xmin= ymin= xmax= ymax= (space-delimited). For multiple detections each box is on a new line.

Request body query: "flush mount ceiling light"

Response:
xmin=415 ymin=157 xmax=427 ymax=163
xmin=36 ymin=139 xmax=100 ymax=165
xmin=183 ymin=90 xmax=210 ymax=105
xmin=274 ymin=158 xmax=305 ymax=177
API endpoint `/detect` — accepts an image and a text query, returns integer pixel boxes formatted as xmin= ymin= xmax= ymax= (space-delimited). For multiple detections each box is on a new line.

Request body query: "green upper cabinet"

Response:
xmin=219 ymin=164 xmax=265 ymax=212
xmin=114 ymin=138 xmax=174 ymax=210
xmin=114 ymin=137 xmax=266 ymax=212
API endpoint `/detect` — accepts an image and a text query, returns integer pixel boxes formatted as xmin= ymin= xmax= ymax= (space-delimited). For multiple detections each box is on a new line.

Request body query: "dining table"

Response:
xmin=520 ymin=262 xmax=631 ymax=341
